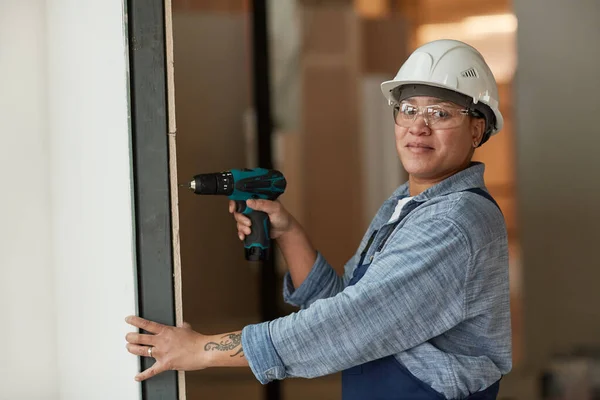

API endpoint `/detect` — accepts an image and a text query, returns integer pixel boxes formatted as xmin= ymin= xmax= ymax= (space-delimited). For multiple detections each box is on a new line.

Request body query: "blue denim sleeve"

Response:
xmin=260 ymin=217 xmax=471 ymax=381
xmin=282 ymin=252 xmax=346 ymax=308
xmin=242 ymin=322 xmax=286 ymax=384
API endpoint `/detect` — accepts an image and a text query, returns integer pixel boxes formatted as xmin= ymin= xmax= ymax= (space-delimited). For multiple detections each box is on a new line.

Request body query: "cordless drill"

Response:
xmin=184 ymin=168 xmax=287 ymax=261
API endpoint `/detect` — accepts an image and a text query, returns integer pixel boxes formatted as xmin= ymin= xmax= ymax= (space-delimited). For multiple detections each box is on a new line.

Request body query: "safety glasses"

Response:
xmin=393 ymin=102 xmax=473 ymax=129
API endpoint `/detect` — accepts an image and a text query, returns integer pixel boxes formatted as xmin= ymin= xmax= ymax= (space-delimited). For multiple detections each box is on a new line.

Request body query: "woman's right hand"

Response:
xmin=228 ymin=199 xmax=295 ymax=241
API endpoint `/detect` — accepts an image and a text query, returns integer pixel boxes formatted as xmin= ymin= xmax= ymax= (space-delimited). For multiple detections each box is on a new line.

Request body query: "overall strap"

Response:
xmin=463 ymin=188 xmax=502 ymax=212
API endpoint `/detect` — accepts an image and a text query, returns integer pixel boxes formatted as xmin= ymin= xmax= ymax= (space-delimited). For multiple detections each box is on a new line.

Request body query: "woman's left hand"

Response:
xmin=125 ymin=315 xmax=207 ymax=381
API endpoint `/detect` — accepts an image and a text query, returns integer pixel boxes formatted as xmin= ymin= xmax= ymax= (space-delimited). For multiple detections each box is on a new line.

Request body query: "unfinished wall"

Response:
xmin=516 ymin=0 xmax=600 ymax=365
xmin=300 ymin=1 xmax=364 ymax=272
xmin=501 ymin=0 xmax=600 ymax=398
xmin=171 ymin=11 xmax=263 ymax=399
xmin=360 ymin=18 xmax=410 ymax=227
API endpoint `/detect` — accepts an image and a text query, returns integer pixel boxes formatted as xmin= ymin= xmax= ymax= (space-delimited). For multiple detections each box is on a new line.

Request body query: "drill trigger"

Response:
xmin=234 ymin=200 xmax=247 ymax=213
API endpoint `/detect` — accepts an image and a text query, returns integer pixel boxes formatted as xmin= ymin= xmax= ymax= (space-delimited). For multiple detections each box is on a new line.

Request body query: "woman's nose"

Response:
xmin=408 ymin=116 xmax=431 ymax=136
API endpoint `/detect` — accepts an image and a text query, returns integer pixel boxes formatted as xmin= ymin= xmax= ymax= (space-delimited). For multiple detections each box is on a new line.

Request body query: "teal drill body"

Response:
xmin=187 ymin=168 xmax=287 ymax=261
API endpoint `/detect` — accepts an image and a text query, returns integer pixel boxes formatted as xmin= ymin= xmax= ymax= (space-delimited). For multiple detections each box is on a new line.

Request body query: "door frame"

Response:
xmin=127 ymin=0 xmax=180 ymax=398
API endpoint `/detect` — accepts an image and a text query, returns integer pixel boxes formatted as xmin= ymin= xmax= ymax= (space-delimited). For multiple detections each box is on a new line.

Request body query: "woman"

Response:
xmin=126 ymin=39 xmax=512 ymax=399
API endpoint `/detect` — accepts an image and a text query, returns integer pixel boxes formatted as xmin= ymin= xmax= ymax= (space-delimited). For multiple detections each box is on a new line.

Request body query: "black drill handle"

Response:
xmin=244 ymin=209 xmax=270 ymax=261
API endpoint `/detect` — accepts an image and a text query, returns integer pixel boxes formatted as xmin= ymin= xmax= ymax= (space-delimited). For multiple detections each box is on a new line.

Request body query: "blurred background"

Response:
xmin=2 ymin=0 xmax=598 ymax=399
xmin=171 ymin=0 xmax=600 ymax=399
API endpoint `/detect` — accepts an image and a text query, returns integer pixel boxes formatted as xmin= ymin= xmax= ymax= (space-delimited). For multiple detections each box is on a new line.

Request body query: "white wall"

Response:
xmin=0 ymin=2 xmax=58 ymax=399
xmin=1 ymin=0 xmax=140 ymax=399
xmin=46 ymin=0 xmax=140 ymax=399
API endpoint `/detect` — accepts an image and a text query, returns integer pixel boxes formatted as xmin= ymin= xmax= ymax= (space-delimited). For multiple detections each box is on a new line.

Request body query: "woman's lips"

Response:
xmin=406 ymin=142 xmax=434 ymax=153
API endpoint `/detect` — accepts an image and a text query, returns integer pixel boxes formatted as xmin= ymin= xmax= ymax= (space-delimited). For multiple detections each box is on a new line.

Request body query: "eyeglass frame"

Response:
xmin=391 ymin=101 xmax=483 ymax=129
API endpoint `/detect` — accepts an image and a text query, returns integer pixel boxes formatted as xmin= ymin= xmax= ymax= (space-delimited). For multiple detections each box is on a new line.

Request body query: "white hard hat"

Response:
xmin=381 ymin=39 xmax=503 ymax=144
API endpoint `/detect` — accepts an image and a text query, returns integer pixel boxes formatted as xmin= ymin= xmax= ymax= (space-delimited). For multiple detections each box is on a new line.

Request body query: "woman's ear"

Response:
xmin=471 ymin=118 xmax=486 ymax=148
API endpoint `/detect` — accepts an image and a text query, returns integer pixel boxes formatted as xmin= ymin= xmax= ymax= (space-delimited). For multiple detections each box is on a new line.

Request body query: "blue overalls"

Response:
xmin=342 ymin=188 xmax=502 ymax=400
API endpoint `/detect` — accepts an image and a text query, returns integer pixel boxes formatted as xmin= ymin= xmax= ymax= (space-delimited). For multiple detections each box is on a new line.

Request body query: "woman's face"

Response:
xmin=394 ymin=96 xmax=485 ymax=183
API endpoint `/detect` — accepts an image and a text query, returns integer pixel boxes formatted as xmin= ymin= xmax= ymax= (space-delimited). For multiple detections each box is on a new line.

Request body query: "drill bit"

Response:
xmin=178 ymin=181 xmax=195 ymax=191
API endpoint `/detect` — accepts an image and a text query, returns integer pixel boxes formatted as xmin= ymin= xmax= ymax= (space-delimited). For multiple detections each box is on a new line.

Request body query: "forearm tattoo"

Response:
xmin=204 ymin=333 xmax=244 ymax=357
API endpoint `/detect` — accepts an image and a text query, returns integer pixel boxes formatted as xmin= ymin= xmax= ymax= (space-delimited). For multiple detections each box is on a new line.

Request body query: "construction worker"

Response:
xmin=126 ymin=39 xmax=512 ymax=399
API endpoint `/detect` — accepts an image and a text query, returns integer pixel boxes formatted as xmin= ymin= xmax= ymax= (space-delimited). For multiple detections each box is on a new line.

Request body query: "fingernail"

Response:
xmin=239 ymin=234 xmax=243 ymax=241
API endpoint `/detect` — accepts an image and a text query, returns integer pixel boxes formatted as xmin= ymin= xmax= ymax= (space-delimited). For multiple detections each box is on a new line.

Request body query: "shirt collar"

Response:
xmin=389 ymin=162 xmax=487 ymax=203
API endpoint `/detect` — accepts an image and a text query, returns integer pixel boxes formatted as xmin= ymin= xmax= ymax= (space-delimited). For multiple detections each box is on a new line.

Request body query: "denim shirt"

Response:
xmin=242 ymin=163 xmax=512 ymax=399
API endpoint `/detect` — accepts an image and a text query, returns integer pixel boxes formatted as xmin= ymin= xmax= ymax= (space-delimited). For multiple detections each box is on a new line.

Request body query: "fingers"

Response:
xmin=135 ymin=364 xmax=166 ymax=382
xmin=126 ymin=332 xmax=156 ymax=346
xmin=234 ymin=213 xmax=251 ymax=226
xmin=126 ymin=343 xmax=155 ymax=358
xmin=231 ymin=202 xmax=251 ymax=241
xmin=125 ymin=316 xmax=165 ymax=334
xmin=237 ymin=222 xmax=251 ymax=236
xmin=247 ymin=199 xmax=279 ymax=213
xmin=230 ymin=199 xmax=284 ymax=241
xmin=230 ymin=199 xmax=280 ymax=215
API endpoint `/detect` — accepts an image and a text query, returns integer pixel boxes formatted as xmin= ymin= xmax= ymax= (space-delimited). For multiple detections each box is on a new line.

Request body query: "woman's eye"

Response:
xmin=402 ymin=106 xmax=417 ymax=116
xmin=432 ymin=109 xmax=451 ymax=119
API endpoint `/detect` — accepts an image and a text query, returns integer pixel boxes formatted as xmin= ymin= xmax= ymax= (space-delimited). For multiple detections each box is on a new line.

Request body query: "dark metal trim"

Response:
xmin=127 ymin=0 xmax=179 ymax=398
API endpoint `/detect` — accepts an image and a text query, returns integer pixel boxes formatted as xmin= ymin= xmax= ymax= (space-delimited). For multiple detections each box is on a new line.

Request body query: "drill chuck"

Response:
xmin=189 ymin=172 xmax=234 ymax=195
